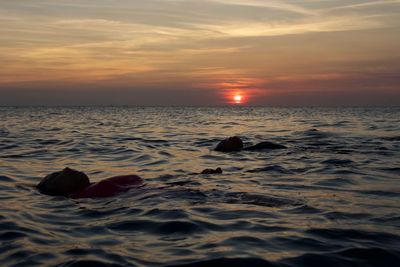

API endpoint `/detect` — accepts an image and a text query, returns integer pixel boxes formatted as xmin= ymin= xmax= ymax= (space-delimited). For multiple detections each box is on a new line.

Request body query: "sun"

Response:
xmin=233 ymin=94 xmax=242 ymax=104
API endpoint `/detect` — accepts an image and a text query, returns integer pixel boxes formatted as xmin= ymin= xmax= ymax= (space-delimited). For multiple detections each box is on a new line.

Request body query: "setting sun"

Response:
xmin=234 ymin=95 xmax=242 ymax=104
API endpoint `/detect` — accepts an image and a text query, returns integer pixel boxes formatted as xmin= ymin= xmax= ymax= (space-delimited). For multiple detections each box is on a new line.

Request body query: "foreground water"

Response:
xmin=0 ymin=107 xmax=399 ymax=266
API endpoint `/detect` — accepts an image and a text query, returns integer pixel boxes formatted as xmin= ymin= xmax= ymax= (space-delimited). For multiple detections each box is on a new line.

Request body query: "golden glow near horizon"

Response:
xmin=0 ymin=0 xmax=399 ymax=105
xmin=234 ymin=95 xmax=242 ymax=104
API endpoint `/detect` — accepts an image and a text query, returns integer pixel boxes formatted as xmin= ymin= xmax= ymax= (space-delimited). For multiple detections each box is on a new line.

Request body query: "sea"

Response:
xmin=0 ymin=106 xmax=399 ymax=267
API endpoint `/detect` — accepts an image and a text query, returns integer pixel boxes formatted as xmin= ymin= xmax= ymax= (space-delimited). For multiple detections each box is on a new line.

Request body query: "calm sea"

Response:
xmin=0 ymin=107 xmax=399 ymax=266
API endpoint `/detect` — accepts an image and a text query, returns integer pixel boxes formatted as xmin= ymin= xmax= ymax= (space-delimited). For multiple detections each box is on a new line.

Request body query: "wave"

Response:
xmin=1 ymin=107 xmax=400 ymax=267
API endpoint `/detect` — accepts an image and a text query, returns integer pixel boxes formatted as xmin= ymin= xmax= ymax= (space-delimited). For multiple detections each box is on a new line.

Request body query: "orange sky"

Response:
xmin=1 ymin=0 xmax=399 ymax=106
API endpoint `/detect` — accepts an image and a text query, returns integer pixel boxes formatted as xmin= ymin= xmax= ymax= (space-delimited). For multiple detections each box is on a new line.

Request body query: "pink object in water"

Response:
xmin=70 ymin=175 xmax=144 ymax=198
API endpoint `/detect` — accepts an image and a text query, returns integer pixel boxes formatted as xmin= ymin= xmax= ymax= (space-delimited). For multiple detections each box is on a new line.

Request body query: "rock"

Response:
xmin=201 ymin=167 xmax=223 ymax=174
xmin=244 ymin=141 xmax=286 ymax=151
xmin=70 ymin=175 xmax=144 ymax=198
xmin=37 ymin=167 xmax=90 ymax=196
xmin=214 ymin=136 xmax=243 ymax=152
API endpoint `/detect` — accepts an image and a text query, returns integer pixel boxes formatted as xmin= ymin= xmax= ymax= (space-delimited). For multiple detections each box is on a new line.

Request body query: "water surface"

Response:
xmin=0 ymin=107 xmax=399 ymax=266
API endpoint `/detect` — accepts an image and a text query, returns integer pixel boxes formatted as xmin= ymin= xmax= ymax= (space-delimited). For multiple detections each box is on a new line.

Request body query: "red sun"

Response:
xmin=233 ymin=94 xmax=243 ymax=104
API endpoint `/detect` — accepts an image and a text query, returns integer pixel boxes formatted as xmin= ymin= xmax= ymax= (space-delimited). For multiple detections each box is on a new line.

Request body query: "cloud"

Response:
xmin=0 ymin=0 xmax=399 ymax=106
xmin=326 ymin=0 xmax=400 ymax=11
xmin=196 ymin=15 xmax=386 ymax=38
xmin=208 ymin=0 xmax=316 ymax=15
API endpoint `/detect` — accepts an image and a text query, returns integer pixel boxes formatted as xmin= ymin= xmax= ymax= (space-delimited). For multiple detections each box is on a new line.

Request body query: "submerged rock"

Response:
xmin=38 ymin=167 xmax=144 ymax=198
xmin=214 ymin=136 xmax=243 ymax=152
xmin=244 ymin=141 xmax=286 ymax=151
xmin=201 ymin=167 xmax=223 ymax=174
xmin=70 ymin=175 xmax=143 ymax=198
xmin=37 ymin=167 xmax=90 ymax=197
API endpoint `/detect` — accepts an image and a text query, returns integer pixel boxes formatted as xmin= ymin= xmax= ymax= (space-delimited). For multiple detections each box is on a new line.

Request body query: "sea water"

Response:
xmin=0 ymin=107 xmax=399 ymax=266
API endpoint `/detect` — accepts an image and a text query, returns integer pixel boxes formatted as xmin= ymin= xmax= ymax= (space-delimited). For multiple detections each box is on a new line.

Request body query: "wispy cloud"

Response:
xmin=0 ymin=0 xmax=399 ymax=106
xmin=197 ymin=15 xmax=386 ymax=37
xmin=208 ymin=0 xmax=316 ymax=15
xmin=326 ymin=0 xmax=400 ymax=10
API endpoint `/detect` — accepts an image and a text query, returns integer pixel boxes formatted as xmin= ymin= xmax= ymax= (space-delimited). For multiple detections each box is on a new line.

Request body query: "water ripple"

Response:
xmin=0 ymin=107 xmax=399 ymax=266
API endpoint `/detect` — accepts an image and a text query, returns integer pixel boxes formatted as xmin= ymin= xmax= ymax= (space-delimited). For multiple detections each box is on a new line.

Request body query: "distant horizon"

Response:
xmin=1 ymin=104 xmax=399 ymax=108
xmin=1 ymin=0 xmax=399 ymax=106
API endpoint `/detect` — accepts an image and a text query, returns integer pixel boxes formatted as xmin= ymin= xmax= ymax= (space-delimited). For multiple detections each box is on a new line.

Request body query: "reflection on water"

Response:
xmin=0 ymin=107 xmax=400 ymax=266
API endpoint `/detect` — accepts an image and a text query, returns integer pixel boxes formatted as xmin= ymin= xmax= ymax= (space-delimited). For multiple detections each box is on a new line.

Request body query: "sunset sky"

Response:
xmin=1 ymin=0 xmax=399 ymax=106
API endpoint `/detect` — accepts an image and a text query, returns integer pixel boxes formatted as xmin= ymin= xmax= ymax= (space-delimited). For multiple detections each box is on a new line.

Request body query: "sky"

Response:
xmin=1 ymin=0 xmax=399 ymax=106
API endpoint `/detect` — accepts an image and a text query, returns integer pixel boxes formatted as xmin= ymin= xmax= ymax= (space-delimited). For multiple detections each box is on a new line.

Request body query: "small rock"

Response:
xmin=244 ymin=141 xmax=286 ymax=151
xmin=201 ymin=167 xmax=223 ymax=174
xmin=214 ymin=136 xmax=243 ymax=152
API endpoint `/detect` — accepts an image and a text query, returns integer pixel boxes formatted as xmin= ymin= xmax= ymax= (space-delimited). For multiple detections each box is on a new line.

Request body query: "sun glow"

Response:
xmin=233 ymin=94 xmax=243 ymax=104
xmin=218 ymin=78 xmax=260 ymax=105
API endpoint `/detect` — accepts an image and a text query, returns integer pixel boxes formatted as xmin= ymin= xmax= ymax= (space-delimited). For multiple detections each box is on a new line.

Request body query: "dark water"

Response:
xmin=0 ymin=107 xmax=399 ymax=267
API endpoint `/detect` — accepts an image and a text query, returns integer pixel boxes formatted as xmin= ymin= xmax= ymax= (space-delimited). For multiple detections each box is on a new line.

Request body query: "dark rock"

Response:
xmin=214 ymin=136 xmax=243 ymax=152
xmin=37 ymin=167 xmax=90 ymax=196
xmin=244 ymin=141 xmax=286 ymax=151
xmin=201 ymin=167 xmax=223 ymax=174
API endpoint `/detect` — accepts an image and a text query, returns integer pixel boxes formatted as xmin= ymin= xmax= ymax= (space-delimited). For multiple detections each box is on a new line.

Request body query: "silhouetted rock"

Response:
xmin=201 ymin=167 xmax=223 ymax=174
xmin=215 ymin=136 xmax=243 ymax=152
xmin=37 ymin=167 xmax=90 ymax=196
xmin=244 ymin=141 xmax=286 ymax=151
xmin=70 ymin=174 xmax=143 ymax=198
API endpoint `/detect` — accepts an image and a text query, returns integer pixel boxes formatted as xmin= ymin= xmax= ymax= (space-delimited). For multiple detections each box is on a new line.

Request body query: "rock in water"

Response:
xmin=37 ymin=167 xmax=90 ymax=196
xmin=214 ymin=136 xmax=243 ymax=152
xmin=201 ymin=167 xmax=223 ymax=174
xmin=244 ymin=141 xmax=286 ymax=151
xmin=70 ymin=175 xmax=144 ymax=198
